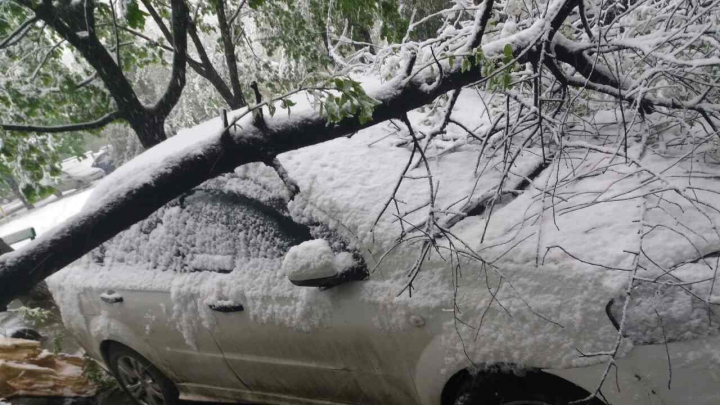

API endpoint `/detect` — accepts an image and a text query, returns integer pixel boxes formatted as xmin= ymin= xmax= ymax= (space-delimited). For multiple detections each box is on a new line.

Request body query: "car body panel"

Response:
xmin=209 ymin=281 xmax=430 ymax=404
xmin=79 ymin=287 xmax=249 ymax=391
xmin=548 ymin=334 xmax=720 ymax=405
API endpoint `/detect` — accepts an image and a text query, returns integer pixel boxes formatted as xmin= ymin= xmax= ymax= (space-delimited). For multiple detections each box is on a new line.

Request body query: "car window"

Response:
xmin=100 ymin=190 xmax=311 ymax=273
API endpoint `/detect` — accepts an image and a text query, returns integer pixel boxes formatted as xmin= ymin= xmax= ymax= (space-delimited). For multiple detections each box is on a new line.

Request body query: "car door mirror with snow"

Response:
xmin=282 ymin=239 xmax=367 ymax=288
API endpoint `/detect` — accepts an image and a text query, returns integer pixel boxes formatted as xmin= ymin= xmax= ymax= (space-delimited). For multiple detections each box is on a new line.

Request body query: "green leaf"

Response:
xmin=248 ymin=0 xmax=266 ymax=9
xmin=449 ymin=55 xmax=455 ymax=67
xmin=503 ymin=44 xmax=514 ymax=64
xmin=503 ymin=72 xmax=511 ymax=90
xmin=126 ymin=0 xmax=147 ymax=29
xmin=461 ymin=58 xmax=471 ymax=73
xmin=474 ymin=48 xmax=484 ymax=66
xmin=280 ymin=98 xmax=295 ymax=115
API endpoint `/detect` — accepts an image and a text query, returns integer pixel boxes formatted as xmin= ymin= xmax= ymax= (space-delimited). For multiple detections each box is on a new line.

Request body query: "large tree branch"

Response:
xmin=556 ymin=69 xmax=719 ymax=114
xmin=142 ymin=0 xmax=241 ymax=109
xmin=29 ymin=1 xmax=151 ymax=142
xmin=1 ymin=111 xmax=122 ymax=133
xmin=215 ymin=0 xmax=246 ymax=108
xmin=228 ymin=0 xmax=248 ymax=26
xmin=551 ymin=33 xmax=624 ymax=89
xmin=149 ymin=0 xmax=190 ymax=117
xmin=140 ymin=0 xmax=174 ymax=46
xmin=187 ymin=22 xmax=238 ymax=108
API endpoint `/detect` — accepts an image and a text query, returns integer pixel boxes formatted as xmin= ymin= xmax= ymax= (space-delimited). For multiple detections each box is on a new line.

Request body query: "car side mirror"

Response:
xmin=283 ymin=239 xmax=368 ymax=289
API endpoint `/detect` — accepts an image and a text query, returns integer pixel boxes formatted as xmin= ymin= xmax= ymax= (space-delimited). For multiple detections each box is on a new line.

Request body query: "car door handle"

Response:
xmin=100 ymin=291 xmax=123 ymax=304
xmin=208 ymin=302 xmax=244 ymax=312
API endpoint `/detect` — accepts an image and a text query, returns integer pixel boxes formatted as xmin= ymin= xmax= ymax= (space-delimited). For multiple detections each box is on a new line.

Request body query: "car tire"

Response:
xmin=108 ymin=344 xmax=179 ymax=405
xmin=453 ymin=368 xmax=603 ymax=405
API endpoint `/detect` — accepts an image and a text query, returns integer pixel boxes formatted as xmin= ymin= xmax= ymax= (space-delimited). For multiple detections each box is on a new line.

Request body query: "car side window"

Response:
xmin=101 ymin=190 xmax=311 ymax=273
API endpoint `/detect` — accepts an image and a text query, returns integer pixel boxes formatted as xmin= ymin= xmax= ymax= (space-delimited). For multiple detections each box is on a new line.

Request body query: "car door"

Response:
xmin=208 ymin=283 xmax=433 ymax=405
xmin=79 ymin=192 xmax=254 ymax=394
xmin=192 ymin=197 xmax=428 ymax=404
xmin=90 ymin=287 xmax=248 ymax=392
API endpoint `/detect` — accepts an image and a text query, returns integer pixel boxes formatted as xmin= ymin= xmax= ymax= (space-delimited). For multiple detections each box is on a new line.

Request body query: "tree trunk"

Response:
xmin=127 ymin=113 xmax=167 ymax=149
xmin=0 ymin=240 xmax=55 ymax=311
xmin=0 ymin=47 xmax=496 ymax=308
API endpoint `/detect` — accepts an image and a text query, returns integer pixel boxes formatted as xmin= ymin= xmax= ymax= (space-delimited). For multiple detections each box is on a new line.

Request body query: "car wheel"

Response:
xmin=453 ymin=369 xmax=603 ymax=405
xmin=108 ymin=344 xmax=179 ymax=405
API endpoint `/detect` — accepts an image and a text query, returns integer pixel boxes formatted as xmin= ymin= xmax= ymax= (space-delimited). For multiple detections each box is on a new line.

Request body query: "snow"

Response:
xmin=85 ymin=113 xmax=238 ymax=213
xmin=282 ymin=239 xmax=337 ymax=281
xmin=0 ymin=189 xmax=94 ymax=249
xmin=187 ymin=254 xmax=235 ymax=273
xmin=99 ymin=291 xmax=123 ymax=302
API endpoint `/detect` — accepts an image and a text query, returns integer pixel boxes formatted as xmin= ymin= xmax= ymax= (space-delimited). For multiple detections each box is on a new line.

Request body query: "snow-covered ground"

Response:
xmin=0 ymin=189 xmax=94 ymax=249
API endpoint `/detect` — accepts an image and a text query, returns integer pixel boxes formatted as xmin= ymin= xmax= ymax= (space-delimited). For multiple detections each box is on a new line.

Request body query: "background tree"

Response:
xmin=0 ymin=0 xmax=192 ymax=203
xmin=1 ymin=0 xmax=190 ymax=149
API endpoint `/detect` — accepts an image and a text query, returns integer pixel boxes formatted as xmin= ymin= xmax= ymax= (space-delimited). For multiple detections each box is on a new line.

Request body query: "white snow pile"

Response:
xmin=282 ymin=239 xmax=356 ymax=281
xmin=47 ymin=88 xmax=720 ymax=371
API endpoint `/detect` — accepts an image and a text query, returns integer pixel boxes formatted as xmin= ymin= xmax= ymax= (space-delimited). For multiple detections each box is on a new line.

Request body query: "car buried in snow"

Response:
xmin=48 ymin=94 xmax=720 ymax=405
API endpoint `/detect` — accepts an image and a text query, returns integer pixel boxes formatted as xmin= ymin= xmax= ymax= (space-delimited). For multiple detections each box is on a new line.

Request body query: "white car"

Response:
xmin=48 ymin=102 xmax=720 ymax=405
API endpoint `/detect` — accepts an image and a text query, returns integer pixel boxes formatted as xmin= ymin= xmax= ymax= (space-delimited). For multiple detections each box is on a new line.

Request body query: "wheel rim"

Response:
xmin=116 ymin=355 xmax=165 ymax=405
